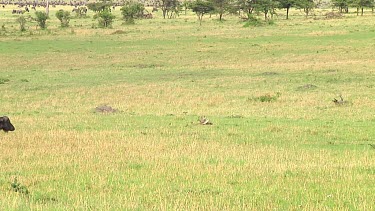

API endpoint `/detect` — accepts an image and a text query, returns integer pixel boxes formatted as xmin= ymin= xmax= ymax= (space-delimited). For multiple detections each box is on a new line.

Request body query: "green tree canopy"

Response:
xmin=191 ymin=0 xmax=215 ymax=25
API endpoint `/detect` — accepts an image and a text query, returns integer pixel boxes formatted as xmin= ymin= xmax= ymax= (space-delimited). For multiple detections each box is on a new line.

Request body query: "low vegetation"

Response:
xmin=55 ymin=9 xmax=71 ymax=27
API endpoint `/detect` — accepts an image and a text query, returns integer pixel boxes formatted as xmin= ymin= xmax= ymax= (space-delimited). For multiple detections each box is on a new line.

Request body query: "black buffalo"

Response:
xmin=0 ymin=116 xmax=15 ymax=132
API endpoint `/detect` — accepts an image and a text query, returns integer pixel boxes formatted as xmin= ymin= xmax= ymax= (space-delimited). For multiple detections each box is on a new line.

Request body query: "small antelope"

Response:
xmin=199 ymin=116 xmax=213 ymax=125
xmin=333 ymin=95 xmax=347 ymax=106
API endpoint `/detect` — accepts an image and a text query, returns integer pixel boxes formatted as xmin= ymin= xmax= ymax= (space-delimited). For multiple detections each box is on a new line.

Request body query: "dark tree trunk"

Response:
xmin=286 ymin=7 xmax=289 ymax=19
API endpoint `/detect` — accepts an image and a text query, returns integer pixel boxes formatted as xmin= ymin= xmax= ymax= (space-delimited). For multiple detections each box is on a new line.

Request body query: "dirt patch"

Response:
xmin=326 ymin=12 xmax=343 ymax=19
xmin=95 ymin=105 xmax=118 ymax=113
xmin=111 ymin=30 xmax=127 ymax=35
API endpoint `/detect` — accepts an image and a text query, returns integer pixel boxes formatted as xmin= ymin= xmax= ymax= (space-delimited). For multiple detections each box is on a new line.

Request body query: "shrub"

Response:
xmin=35 ymin=11 xmax=48 ymax=29
xmin=55 ymin=9 xmax=71 ymax=27
xmin=121 ymin=2 xmax=144 ymax=24
xmin=11 ymin=178 xmax=29 ymax=196
xmin=250 ymin=92 xmax=281 ymax=102
xmin=96 ymin=9 xmax=115 ymax=28
xmin=243 ymin=15 xmax=263 ymax=27
xmin=16 ymin=15 xmax=27 ymax=31
xmin=0 ymin=78 xmax=10 ymax=84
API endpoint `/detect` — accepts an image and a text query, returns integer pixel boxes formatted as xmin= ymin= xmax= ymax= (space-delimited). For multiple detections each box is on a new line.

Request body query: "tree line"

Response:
xmin=13 ymin=0 xmax=375 ymax=31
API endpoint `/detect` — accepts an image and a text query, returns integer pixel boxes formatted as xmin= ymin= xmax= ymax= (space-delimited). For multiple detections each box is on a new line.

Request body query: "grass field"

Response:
xmin=1 ymin=5 xmax=375 ymax=210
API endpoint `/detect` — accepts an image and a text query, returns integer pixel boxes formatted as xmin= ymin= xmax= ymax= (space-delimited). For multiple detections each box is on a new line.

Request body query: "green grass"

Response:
xmin=0 ymin=6 xmax=375 ymax=210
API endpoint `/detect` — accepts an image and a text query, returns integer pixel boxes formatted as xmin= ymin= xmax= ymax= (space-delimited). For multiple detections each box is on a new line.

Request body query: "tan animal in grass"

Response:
xmin=333 ymin=95 xmax=349 ymax=106
xmin=198 ymin=116 xmax=213 ymax=125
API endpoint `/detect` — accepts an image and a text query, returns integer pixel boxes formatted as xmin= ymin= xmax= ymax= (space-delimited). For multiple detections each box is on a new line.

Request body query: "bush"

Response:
xmin=35 ymin=11 xmax=48 ymax=29
xmin=16 ymin=15 xmax=27 ymax=31
xmin=11 ymin=178 xmax=29 ymax=196
xmin=55 ymin=9 xmax=71 ymax=27
xmin=96 ymin=9 xmax=115 ymax=28
xmin=0 ymin=78 xmax=10 ymax=84
xmin=121 ymin=2 xmax=144 ymax=24
xmin=250 ymin=92 xmax=281 ymax=102
xmin=243 ymin=15 xmax=263 ymax=27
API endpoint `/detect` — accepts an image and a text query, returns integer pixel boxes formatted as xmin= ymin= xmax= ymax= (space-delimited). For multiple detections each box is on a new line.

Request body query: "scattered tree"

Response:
xmin=278 ymin=0 xmax=294 ymax=19
xmin=295 ymin=0 xmax=315 ymax=17
xmin=121 ymin=2 xmax=145 ymax=24
xmin=157 ymin=0 xmax=180 ymax=19
xmin=191 ymin=0 xmax=215 ymax=25
xmin=236 ymin=0 xmax=256 ymax=19
xmin=210 ymin=0 xmax=232 ymax=21
xmin=352 ymin=0 xmax=373 ymax=15
xmin=254 ymin=0 xmax=279 ymax=20
xmin=331 ymin=0 xmax=349 ymax=13
xmin=55 ymin=9 xmax=71 ymax=27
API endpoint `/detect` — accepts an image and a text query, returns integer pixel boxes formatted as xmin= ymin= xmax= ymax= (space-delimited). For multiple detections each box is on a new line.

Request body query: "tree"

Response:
xmin=236 ymin=0 xmax=256 ymax=19
xmin=55 ymin=9 xmax=71 ymax=27
xmin=88 ymin=0 xmax=115 ymax=28
xmin=254 ymin=0 xmax=279 ymax=20
xmin=295 ymin=0 xmax=315 ymax=17
xmin=331 ymin=0 xmax=349 ymax=13
xmin=210 ymin=0 xmax=231 ymax=21
xmin=121 ymin=2 xmax=145 ymax=24
xmin=191 ymin=0 xmax=215 ymax=25
xmin=278 ymin=0 xmax=294 ymax=19
xmin=35 ymin=11 xmax=48 ymax=29
xmin=351 ymin=0 xmax=373 ymax=15
xmin=157 ymin=0 xmax=180 ymax=19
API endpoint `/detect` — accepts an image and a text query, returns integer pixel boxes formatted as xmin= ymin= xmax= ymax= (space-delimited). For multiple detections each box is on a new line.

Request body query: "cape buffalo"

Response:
xmin=0 ymin=116 xmax=15 ymax=132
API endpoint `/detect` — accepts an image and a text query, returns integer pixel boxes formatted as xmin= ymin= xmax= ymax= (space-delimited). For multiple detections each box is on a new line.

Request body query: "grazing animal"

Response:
xmin=0 ymin=116 xmax=15 ymax=132
xmin=199 ymin=116 xmax=213 ymax=125
xmin=333 ymin=95 xmax=348 ymax=106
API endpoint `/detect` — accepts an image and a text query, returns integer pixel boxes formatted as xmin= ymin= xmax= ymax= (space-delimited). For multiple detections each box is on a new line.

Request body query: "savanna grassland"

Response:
xmin=0 ymin=5 xmax=375 ymax=210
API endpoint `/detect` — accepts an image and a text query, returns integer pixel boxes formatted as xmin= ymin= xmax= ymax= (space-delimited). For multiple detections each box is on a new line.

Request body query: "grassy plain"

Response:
xmin=0 ymin=5 xmax=375 ymax=210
